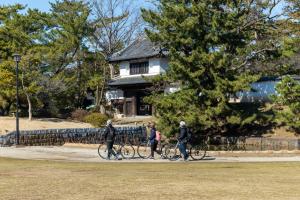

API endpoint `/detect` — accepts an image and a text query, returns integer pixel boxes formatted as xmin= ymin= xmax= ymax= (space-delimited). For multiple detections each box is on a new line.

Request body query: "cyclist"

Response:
xmin=104 ymin=120 xmax=119 ymax=160
xmin=178 ymin=121 xmax=189 ymax=161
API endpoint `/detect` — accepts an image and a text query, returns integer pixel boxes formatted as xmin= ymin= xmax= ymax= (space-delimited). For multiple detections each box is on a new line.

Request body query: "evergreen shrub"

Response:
xmin=84 ymin=113 xmax=108 ymax=127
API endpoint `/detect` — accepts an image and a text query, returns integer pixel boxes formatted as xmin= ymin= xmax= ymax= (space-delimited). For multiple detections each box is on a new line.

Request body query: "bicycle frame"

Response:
xmin=166 ymin=139 xmax=207 ymax=161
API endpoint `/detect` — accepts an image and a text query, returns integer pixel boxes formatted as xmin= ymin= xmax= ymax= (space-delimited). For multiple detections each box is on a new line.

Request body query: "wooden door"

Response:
xmin=125 ymin=101 xmax=133 ymax=116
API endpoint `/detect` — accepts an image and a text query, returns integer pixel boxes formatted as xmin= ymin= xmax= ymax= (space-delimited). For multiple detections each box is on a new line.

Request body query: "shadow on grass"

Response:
xmin=34 ymin=118 xmax=68 ymax=123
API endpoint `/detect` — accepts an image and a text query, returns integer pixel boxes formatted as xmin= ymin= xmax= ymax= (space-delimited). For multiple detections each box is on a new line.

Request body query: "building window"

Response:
xmin=130 ymin=62 xmax=149 ymax=75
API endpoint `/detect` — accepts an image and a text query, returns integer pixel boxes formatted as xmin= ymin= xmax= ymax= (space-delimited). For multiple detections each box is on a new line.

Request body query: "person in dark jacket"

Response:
xmin=104 ymin=120 xmax=118 ymax=160
xmin=149 ymin=122 xmax=158 ymax=159
xmin=178 ymin=121 xmax=189 ymax=161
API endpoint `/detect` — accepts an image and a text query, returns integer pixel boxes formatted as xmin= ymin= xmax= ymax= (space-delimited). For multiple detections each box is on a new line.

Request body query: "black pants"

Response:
xmin=151 ymin=140 xmax=158 ymax=157
xmin=107 ymin=141 xmax=116 ymax=159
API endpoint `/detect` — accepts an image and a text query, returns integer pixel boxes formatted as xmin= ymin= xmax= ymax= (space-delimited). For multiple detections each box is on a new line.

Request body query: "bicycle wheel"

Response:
xmin=189 ymin=145 xmax=207 ymax=160
xmin=158 ymin=143 xmax=168 ymax=159
xmin=137 ymin=142 xmax=151 ymax=159
xmin=120 ymin=144 xmax=135 ymax=159
xmin=98 ymin=144 xmax=108 ymax=159
xmin=164 ymin=144 xmax=180 ymax=161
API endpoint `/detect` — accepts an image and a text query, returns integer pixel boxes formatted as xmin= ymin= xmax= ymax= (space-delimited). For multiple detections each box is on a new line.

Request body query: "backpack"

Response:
xmin=155 ymin=131 xmax=161 ymax=142
xmin=187 ymin=128 xmax=192 ymax=142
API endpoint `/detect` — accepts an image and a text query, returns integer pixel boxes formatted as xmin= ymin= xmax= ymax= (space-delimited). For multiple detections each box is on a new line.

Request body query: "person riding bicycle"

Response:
xmin=178 ymin=121 xmax=189 ymax=161
xmin=149 ymin=122 xmax=158 ymax=159
xmin=104 ymin=120 xmax=118 ymax=160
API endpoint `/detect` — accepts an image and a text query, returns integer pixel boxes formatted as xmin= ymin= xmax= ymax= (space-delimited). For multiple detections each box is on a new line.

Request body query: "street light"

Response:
xmin=13 ymin=53 xmax=21 ymax=145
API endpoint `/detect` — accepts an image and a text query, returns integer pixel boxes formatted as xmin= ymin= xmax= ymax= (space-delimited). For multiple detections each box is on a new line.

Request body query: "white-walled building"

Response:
xmin=107 ymin=38 xmax=168 ymax=116
xmin=233 ymin=76 xmax=300 ymax=103
xmin=107 ymin=38 xmax=295 ymax=117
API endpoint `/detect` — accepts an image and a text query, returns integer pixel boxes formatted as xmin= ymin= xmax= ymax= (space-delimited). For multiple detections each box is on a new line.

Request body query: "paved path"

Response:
xmin=1 ymin=146 xmax=300 ymax=163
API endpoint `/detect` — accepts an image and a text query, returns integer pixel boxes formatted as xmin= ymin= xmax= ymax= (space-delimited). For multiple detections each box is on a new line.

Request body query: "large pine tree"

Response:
xmin=271 ymin=0 xmax=300 ymax=131
xmin=142 ymin=0 xmax=281 ymax=136
xmin=0 ymin=5 xmax=49 ymax=118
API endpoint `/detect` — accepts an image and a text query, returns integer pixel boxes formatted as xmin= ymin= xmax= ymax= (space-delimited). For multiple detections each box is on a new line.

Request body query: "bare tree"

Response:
xmin=91 ymin=0 xmax=143 ymax=58
xmin=89 ymin=0 xmax=143 ymax=113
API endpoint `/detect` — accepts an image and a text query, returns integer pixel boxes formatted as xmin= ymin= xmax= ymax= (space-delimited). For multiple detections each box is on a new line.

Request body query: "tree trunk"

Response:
xmin=99 ymin=64 xmax=107 ymax=114
xmin=4 ymin=101 xmax=12 ymax=116
xmin=109 ymin=64 xmax=114 ymax=79
xmin=0 ymin=107 xmax=4 ymax=116
xmin=100 ymin=105 xmax=106 ymax=114
xmin=95 ymin=85 xmax=100 ymax=108
xmin=25 ymin=94 xmax=32 ymax=121
xmin=76 ymin=59 xmax=82 ymax=108
xmin=98 ymin=84 xmax=106 ymax=114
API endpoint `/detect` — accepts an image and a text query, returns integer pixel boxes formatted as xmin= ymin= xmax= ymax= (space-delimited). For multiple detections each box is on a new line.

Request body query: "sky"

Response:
xmin=0 ymin=0 xmax=56 ymax=12
xmin=0 ymin=0 xmax=285 ymax=15
xmin=0 ymin=0 xmax=149 ymax=12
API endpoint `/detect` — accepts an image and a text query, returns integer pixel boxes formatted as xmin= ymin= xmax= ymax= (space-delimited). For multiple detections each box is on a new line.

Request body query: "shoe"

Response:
xmin=115 ymin=156 xmax=122 ymax=160
xmin=149 ymin=156 xmax=154 ymax=159
xmin=184 ymin=156 xmax=189 ymax=162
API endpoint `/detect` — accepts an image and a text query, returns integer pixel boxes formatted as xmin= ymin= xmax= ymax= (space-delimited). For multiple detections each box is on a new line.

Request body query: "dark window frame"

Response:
xmin=129 ymin=61 xmax=149 ymax=75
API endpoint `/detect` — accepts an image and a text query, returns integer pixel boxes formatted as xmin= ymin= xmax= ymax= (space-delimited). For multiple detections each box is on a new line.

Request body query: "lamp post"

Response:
xmin=13 ymin=53 xmax=21 ymax=145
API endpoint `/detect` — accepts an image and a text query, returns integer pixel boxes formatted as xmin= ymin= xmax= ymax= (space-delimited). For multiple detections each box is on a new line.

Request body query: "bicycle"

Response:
xmin=98 ymin=139 xmax=135 ymax=160
xmin=164 ymin=139 xmax=207 ymax=161
xmin=98 ymin=142 xmax=135 ymax=160
xmin=137 ymin=139 xmax=168 ymax=159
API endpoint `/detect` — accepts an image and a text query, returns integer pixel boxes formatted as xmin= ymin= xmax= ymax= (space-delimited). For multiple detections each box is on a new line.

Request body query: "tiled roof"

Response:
xmin=108 ymin=76 xmax=155 ymax=86
xmin=257 ymin=75 xmax=300 ymax=82
xmin=109 ymin=38 xmax=165 ymax=62
xmin=276 ymin=75 xmax=300 ymax=81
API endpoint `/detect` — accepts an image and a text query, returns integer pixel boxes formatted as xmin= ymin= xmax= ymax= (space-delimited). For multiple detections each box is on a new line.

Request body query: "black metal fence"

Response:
xmin=207 ymin=136 xmax=300 ymax=151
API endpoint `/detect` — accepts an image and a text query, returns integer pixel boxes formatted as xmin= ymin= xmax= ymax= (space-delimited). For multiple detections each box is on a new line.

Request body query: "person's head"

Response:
xmin=106 ymin=119 xmax=112 ymax=126
xmin=150 ymin=121 xmax=156 ymax=128
xmin=179 ymin=121 xmax=186 ymax=127
xmin=147 ymin=122 xmax=151 ymax=128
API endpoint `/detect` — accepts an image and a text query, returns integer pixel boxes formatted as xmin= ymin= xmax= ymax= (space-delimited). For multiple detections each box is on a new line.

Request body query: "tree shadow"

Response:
xmin=284 ymin=126 xmax=300 ymax=137
xmin=34 ymin=118 xmax=68 ymax=123
xmin=225 ymin=103 xmax=277 ymax=137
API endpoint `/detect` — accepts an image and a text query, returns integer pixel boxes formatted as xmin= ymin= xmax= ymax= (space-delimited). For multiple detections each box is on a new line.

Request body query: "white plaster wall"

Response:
xmin=119 ymin=58 xmax=168 ymax=77
xmin=236 ymin=81 xmax=278 ymax=102
xmin=160 ymin=58 xmax=169 ymax=73
xmin=105 ymin=89 xmax=124 ymax=101
xmin=119 ymin=61 xmax=130 ymax=77
xmin=164 ymin=85 xmax=180 ymax=94
xmin=149 ymin=58 xmax=161 ymax=74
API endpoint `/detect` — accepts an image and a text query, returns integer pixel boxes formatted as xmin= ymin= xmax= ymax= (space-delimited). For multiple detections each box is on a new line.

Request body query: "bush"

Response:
xmin=84 ymin=113 xmax=108 ymax=127
xmin=71 ymin=109 xmax=89 ymax=122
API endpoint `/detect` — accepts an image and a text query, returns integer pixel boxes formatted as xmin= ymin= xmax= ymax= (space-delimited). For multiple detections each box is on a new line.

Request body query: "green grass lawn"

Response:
xmin=0 ymin=158 xmax=300 ymax=200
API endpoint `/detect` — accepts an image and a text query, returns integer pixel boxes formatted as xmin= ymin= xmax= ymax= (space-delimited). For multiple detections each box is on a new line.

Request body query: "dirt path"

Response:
xmin=1 ymin=146 xmax=300 ymax=163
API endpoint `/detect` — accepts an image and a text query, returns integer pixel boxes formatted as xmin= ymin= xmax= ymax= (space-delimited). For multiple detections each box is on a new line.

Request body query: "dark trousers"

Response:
xmin=107 ymin=141 xmax=116 ymax=159
xmin=179 ymin=142 xmax=189 ymax=159
xmin=151 ymin=140 xmax=158 ymax=157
